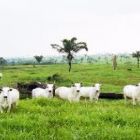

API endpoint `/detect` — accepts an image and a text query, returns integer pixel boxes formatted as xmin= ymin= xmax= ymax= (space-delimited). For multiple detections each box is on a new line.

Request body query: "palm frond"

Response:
xmin=132 ymin=51 xmax=140 ymax=57
xmin=62 ymin=39 xmax=72 ymax=52
xmin=51 ymin=44 xmax=65 ymax=53
xmin=62 ymin=39 xmax=69 ymax=46
xmin=71 ymin=37 xmax=77 ymax=43
xmin=73 ymin=42 xmax=88 ymax=52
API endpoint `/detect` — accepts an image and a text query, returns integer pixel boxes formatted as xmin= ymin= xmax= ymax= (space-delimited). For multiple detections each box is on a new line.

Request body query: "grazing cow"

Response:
xmin=32 ymin=84 xmax=55 ymax=98
xmin=123 ymin=84 xmax=140 ymax=105
xmin=55 ymin=83 xmax=81 ymax=102
xmin=0 ymin=87 xmax=19 ymax=113
xmin=79 ymin=83 xmax=101 ymax=101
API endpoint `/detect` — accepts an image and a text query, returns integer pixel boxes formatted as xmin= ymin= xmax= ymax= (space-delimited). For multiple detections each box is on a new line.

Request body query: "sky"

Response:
xmin=0 ymin=0 xmax=140 ymax=58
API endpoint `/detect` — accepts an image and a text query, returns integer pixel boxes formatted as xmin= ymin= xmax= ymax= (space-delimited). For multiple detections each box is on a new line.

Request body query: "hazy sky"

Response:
xmin=0 ymin=0 xmax=140 ymax=57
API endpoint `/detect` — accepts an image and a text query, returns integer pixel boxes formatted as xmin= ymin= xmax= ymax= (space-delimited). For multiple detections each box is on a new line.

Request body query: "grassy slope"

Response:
xmin=0 ymin=64 xmax=140 ymax=139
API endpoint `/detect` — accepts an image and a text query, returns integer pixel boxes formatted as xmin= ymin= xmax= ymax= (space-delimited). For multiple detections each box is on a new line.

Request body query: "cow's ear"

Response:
xmin=81 ymin=83 xmax=83 ymax=87
xmin=0 ymin=88 xmax=2 ymax=92
xmin=9 ymin=88 xmax=13 ymax=91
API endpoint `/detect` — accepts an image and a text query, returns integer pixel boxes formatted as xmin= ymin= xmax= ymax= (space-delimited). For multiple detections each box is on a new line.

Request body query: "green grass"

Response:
xmin=0 ymin=64 xmax=140 ymax=92
xmin=0 ymin=64 xmax=140 ymax=139
xmin=0 ymin=98 xmax=140 ymax=140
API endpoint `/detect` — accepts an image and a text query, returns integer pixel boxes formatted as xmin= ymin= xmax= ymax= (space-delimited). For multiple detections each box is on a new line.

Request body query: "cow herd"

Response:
xmin=0 ymin=71 xmax=140 ymax=113
xmin=32 ymin=83 xmax=101 ymax=102
xmin=30 ymin=82 xmax=140 ymax=106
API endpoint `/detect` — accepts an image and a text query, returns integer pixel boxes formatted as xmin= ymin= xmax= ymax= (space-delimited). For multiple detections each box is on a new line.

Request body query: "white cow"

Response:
xmin=32 ymin=84 xmax=54 ymax=98
xmin=55 ymin=83 xmax=81 ymax=102
xmin=0 ymin=73 xmax=3 ymax=79
xmin=123 ymin=84 xmax=140 ymax=105
xmin=0 ymin=87 xmax=20 ymax=113
xmin=79 ymin=83 xmax=101 ymax=101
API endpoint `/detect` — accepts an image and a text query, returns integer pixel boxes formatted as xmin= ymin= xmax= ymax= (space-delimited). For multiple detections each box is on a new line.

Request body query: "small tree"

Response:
xmin=34 ymin=55 xmax=43 ymax=65
xmin=112 ymin=55 xmax=117 ymax=70
xmin=0 ymin=57 xmax=7 ymax=65
xmin=51 ymin=37 xmax=88 ymax=72
xmin=0 ymin=57 xmax=7 ymax=69
xmin=132 ymin=51 xmax=140 ymax=68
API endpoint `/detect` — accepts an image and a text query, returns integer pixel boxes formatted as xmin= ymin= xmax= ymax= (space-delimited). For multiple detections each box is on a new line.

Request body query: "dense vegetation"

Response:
xmin=2 ymin=53 xmax=136 ymax=66
xmin=0 ymin=64 xmax=140 ymax=139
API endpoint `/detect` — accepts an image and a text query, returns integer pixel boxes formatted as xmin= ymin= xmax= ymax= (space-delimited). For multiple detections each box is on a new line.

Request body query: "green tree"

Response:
xmin=0 ymin=57 xmax=7 ymax=70
xmin=34 ymin=55 xmax=43 ymax=64
xmin=51 ymin=37 xmax=88 ymax=72
xmin=0 ymin=57 xmax=7 ymax=65
xmin=132 ymin=51 xmax=140 ymax=68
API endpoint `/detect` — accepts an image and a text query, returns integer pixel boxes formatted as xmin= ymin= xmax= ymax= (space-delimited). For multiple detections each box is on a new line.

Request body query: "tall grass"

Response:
xmin=0 ymin=98 xmax=140 ymax=140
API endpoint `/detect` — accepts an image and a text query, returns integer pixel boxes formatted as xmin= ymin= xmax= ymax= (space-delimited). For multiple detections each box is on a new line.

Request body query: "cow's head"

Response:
xmin=95 ymin=83 xmax=101 ymax=92
xmin=0 ymin=87 xmax=12 ymax=99
xmin=46 ymin=84 xmax=55 ymax=94
xmin=72 ymin=83 xmax=82 ymax=93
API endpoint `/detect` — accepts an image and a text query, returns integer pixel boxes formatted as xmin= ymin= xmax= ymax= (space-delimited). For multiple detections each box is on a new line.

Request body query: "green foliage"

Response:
xmin=34 ymin=55 xmax=44 ymax=64
xmin=47 ymin=73 xmax=63 ymax=82
xmin=132 ymin=51 xmax=140 ymax=68
xmin=5 ymin=53 xmax=138 ymax=66
xmin=0 ymin=57 xmax=7 ymax=65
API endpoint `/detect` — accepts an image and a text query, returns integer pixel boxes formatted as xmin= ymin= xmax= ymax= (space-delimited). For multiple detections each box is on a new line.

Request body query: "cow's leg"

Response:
xmin=132 ymin=97 xmax=136 ymax=105
xmin=7 ymin=104 xmax=11 ymax=113
xmin=124 ymin=94 xmax=127 ymax=104
xmin=0 ymin=105 xmax=3 ymax=113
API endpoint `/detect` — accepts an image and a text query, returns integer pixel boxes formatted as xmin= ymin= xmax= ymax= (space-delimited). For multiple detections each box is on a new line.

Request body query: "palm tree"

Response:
xmin=34 ymin=55 xmax=43 ymax=65
xmin=132 ymin=51 xmax=140 ymax=68
xmin=51 ymin=37 xmax=88 ymax=72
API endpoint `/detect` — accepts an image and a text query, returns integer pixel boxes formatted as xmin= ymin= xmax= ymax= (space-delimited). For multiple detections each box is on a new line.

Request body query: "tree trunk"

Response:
xmin=112 ymin=55 xmax=117 ymax=70
xmin=68 ymin=61 xmax=72 ymax=72
xmin=137 ymin=57 xmax=140 ymax=68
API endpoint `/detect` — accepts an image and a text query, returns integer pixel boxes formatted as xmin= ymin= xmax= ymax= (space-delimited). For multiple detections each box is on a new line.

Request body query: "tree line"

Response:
xmin=0 ymin=37 xmax=140 ymax=71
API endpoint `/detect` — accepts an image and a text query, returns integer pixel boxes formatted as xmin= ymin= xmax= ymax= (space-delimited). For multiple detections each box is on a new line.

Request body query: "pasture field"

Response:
xmin=0 ymin=64 xmax=140 ymax=139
